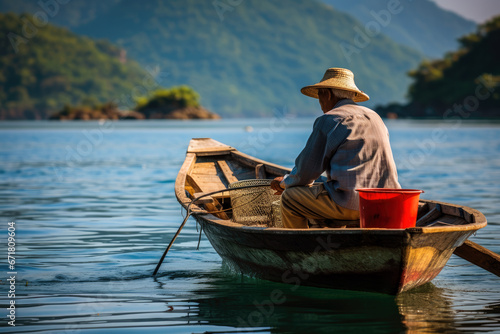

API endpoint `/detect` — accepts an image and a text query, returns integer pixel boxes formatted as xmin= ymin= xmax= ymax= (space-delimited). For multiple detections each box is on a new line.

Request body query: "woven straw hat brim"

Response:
xmin=300 ymin=68 xmax=370 ymax=102
xmin=301 ymin=85 xmax=369 ymax=102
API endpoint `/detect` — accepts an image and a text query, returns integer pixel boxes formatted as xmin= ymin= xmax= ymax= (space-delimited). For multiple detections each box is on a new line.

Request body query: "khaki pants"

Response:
xmin=281 ymin=184 xmax=359 ymax=229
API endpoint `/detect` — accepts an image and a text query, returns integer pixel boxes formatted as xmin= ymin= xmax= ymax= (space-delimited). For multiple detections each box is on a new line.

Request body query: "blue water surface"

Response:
xmin=0 ymin=119 xmax=499 ymax=333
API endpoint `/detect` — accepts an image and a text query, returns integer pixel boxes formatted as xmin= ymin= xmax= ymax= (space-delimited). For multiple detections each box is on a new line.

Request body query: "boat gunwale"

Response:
xmin=187 ymin=204 xmax=486 ymax=236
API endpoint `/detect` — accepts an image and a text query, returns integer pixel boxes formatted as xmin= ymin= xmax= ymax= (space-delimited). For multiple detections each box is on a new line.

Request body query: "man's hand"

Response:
xmin=270 ymin=176 xmax=285 ymax=195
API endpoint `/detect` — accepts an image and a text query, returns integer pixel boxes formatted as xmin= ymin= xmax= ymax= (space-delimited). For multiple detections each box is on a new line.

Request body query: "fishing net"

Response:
xmin=229 ymin=179 xmax=282 ymax=226
xmin=271 ymin=200 xmax=283 ymax=228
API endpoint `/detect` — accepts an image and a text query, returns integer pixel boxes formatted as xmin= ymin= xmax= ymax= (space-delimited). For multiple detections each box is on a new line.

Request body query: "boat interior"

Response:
xmin=182 ymin=152 xmax=479 ymax=230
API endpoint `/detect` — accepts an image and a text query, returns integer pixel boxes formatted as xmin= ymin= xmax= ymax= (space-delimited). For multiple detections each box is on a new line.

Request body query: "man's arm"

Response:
xmin=283 ymin=115 xmax=347 ymax=188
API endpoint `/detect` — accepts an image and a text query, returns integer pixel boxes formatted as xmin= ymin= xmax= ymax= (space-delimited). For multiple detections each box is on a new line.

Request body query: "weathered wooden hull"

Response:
xmin=198 ymin=216 xmax=475 ymax=294
xmin=175 ymin=138 xmax=487 ymax=294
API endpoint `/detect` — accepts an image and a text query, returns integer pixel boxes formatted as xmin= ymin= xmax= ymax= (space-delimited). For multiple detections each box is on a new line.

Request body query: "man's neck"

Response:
xmin=334 ymin=98 xmax=355 ymax=108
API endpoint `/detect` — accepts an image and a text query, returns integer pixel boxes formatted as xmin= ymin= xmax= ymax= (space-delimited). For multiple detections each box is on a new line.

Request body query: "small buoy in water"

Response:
xmin=244 ymin=126 xmax=253 ymax=132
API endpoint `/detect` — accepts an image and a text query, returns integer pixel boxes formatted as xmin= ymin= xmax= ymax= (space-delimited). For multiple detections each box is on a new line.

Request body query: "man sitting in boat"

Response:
xmin=270 ymin=67 xmax=401 ymax=228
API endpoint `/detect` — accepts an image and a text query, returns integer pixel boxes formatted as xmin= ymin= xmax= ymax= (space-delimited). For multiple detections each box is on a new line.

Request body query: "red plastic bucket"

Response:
xmin=356 ymin=188 xmax=424 ymax=229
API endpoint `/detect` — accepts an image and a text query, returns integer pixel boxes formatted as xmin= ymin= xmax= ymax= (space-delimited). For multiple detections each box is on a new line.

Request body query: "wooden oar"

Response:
xmin=417 ymin=209 xmax=500 ymax=277
xmin=453 ymin=240 xmax=500 ymax=277
xmin=153 ymin=212 xmax=191 ymax=276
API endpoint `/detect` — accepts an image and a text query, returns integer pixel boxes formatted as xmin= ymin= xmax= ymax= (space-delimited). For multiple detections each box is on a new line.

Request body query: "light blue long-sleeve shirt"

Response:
xmin=283 ymin=99 xmax=401 ymax=211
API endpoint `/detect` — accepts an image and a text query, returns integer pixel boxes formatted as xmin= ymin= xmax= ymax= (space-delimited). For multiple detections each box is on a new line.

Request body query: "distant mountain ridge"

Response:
xmin=0 ymin=0 xmax=469 ymax=117
xmin=57 ymin=0 xmax=424 ymax=116
xmin=321 ymin=0 xmax=476 ymax=59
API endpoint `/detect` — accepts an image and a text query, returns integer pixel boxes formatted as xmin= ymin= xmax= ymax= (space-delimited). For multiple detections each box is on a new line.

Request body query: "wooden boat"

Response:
xmin=174 ymin=138 xmax=487 ymax=294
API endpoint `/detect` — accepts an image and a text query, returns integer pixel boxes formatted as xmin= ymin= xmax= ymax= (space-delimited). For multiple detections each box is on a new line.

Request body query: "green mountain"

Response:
xmin=321 ymin=0 xmax=476 ymax=59
xmin=377 ymin=16 xmax=500 ymax=118
xmin=73 ymin=0 xmax=424 ymax=116
xmin=0 ymin=12 xmax=153 ymax=120
xmin=0 ymin=0 xmax=424 ymax=117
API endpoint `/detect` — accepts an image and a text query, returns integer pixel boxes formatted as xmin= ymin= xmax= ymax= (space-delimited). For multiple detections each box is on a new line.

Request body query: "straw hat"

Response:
xmin=301 ymin=68 xmax=369 ymax=102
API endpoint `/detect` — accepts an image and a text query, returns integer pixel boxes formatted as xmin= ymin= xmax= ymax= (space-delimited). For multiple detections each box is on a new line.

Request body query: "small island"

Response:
xmin=135 ymin=86 xmax=220 ymax=120
xmin=49 ymin=86 xmax=220 ymax=121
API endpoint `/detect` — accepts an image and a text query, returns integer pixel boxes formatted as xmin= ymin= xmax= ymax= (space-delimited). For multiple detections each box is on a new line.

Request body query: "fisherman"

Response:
xmin=270 ymin=68 xmax=401 ymax=228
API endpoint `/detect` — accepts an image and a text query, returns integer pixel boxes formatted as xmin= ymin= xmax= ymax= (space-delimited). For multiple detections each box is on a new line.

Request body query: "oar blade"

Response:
xmin=454 ymin=240 xmax=500 ymax=277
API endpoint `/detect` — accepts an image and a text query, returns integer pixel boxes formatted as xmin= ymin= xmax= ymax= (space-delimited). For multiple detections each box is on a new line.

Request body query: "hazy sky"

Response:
xmin=431 ymin=0 xmax=500 ymax=23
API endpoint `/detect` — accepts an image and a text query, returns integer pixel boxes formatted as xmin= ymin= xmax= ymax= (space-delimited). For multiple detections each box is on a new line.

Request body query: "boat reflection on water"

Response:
xmin=151 ymin=263 xmax=500 ymax=333
xmin=155 ymin=268 xmax=480 ymax=333
xmin=153 ymin=266 xmax=500 ymax=333
xmin=398 ymin=283 xmax=500 ymax=333
xmin=188 ymin=270 xmax=404 ymax=333
xmin=396 ymin=284 xmax=456 ymax=333
xmin=156 ymin=266 xmax=425 ymax=333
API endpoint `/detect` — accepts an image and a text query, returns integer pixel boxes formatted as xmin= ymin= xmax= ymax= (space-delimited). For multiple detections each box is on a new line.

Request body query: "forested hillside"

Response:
xmin=1 ymin=0 xmax=424 ymax=117
xmin=71 ymin=0 xmax=422 ymax=116
xmin=0 ymin=13 xmax=153 ymax=120
xmin=377 ymin=17 xmax=500 ymax=119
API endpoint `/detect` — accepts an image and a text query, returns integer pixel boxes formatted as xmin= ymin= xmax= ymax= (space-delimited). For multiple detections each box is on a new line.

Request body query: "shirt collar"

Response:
xmin=334 ymin=98 xmax=356 ymax=108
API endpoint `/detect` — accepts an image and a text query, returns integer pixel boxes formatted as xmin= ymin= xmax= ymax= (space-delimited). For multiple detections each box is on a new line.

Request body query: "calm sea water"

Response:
xmin=0 ymin=119 xmax=499 ymax=333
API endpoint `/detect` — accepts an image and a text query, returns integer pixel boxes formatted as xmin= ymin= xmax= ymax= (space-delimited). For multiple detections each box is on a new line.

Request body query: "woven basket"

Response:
xmin=229 ymin=179 xmax=281 ymax=226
